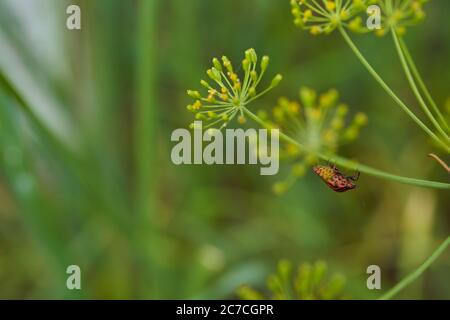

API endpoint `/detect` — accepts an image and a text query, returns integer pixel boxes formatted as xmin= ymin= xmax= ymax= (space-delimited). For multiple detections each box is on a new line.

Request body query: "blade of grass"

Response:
xmin=0 ymin=30 xmax=76 ymax=149
xmin=0 ymin=92 xmax=85 ymax=299
xmin=0 ymin=70 xmax=77 ymax=158
xmin=134 ymin=0 xmax=163 ymax=298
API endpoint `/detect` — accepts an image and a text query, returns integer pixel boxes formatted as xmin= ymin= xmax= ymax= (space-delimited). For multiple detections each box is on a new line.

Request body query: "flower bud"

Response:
xmin=251 ymin=70 xmax=258 ymax=82
xmin=200 ymin=80 xmax=210 ymax=88
xmin=354 ymin=112 xmax=368 ymax=126
xmin=272 ymin=182 xmax=288 ymax=195
xmin=271 ymin=74 xmax=283 ymax=87
xmin=300 ymin=87 xmax=316 ymax=108
xmin=212 ymin=58 xmax=222 ymax=71
xmin=261 ymin=56 xmax=269 ymax=72
xmin=222 ymin=56 xmax=233 ymax=72
xmin=242 ymin=59 xmax=250 ymax=72
xmin=245 ymin=48 xmax=258 ymax=64
xmin=187 ymin=90 xmax=201 ymax=99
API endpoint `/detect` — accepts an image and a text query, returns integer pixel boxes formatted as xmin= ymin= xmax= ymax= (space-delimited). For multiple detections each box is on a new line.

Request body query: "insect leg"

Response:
xmin=348 ymin=171 xmax=360 ymax=182
xmin=325 ymin=158 xmax=337 ymax=170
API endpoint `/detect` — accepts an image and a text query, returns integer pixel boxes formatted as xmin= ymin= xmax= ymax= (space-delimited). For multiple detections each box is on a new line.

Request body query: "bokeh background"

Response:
xmin=0 ymin=0 xmax=449 ymax=299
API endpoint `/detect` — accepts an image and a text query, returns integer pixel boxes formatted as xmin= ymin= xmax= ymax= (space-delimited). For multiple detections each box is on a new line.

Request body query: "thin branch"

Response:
xmin=379 ymin=236 xmax=450 ymax=300
xmin=338 ymin=27 xmax=450 ymax=152
xmin=428 ymin=154 xmax=450 ymax=173
xmin=392 ymin=29 xmax=449 ymax=141
xmin=244 ymin=107 xmax=450 ymax=190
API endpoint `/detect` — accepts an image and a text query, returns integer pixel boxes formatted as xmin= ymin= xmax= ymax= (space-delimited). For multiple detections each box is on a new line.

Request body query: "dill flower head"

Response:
xmin=371 ymin=0 xmax=429 ymax=36
xmin=237 ymin=260 xmax=348 ymax=300
xmin=261 ymin=87 xmax=368 ymax=194
xmin=186 ymin=49 xmax=282 ymax=130
xmin=290 ymin=0 xmax=372 ymax=35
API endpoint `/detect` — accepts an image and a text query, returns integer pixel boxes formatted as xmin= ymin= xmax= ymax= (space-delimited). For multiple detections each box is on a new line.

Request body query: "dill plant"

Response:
xmin=184 ymin=1 xmax=450 ymax=300
xmin=261 ymin=88 xmax=368 ymax=194
xmin=186 ymin=49 xmax=282 ymax=130
xmin=186 ymin=48 xmax=449 ymax=189
xmin=290 ymin=0 xmax=450 ymax=152
xmin=237 ymin=260 xmax=348 ymax=300
xmin=288 ymin=1 xmax=450 ymax=298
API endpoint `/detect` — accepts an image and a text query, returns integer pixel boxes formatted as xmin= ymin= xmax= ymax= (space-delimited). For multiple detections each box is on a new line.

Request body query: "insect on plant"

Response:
xmin=313 ymin=164 xmax=360 ymax=192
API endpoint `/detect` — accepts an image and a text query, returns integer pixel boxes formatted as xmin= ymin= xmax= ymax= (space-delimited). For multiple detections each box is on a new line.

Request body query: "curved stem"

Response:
xmin=398 ymin=36 xmax=450 ymax=132
xmin=338 ymin=27 xmax=450 ymax=153
xmin=379 ymin=236 xmax=450 ymax=300
xmin=244 ymin=108 xmax=450 ymax=190
xmin=392 ymin=29 xmax=449 ymax=141
xmin=428 ymin=154 xmax=450 ymax=173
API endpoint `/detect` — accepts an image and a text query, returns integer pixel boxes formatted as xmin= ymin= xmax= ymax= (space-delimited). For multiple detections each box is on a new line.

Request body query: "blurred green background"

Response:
xmin=0 ymin=0 xmax=449 ymax=299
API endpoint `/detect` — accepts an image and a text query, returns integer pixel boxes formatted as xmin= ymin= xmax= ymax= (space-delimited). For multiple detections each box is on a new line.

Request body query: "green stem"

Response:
xmin=244 ymin=108 xmax=450 ymax=190
xmin=392 ymin=29 xmax=449 ymax=141
xmin=379 ymin=236 xmax=450 ymax=300
xmin=338 ymin=27 xmax=450 ymax=152
xmin=398 ymin=36 xmax=450 ymax=132
xmin=134 ymin=0 xmax=161 ymax=298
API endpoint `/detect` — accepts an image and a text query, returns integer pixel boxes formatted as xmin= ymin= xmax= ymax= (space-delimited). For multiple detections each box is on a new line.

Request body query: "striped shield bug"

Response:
xmin=312 ymin=164 xmax=360 ymax=192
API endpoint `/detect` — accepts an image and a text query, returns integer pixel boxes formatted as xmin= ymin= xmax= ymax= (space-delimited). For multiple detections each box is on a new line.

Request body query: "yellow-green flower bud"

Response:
xmin=271 ymin=74 xmax=283 ymax=87
xmin=354 ymin=112 xmax=368 ymax=126
xmin=261 ymin=56 xmax=269 ymax=72
xmin=206 ymin=69 xmax=215 ymax=80
xmin=245 ymin=48 xmax=258 ymax=64
xmin=336 ymin=104 xmax=348 ymax=116
xmin=300 ymin=87 xmax=316 ymax=108
xmin=312 ymin=261 xmax=327 ymax=285
xmin=277 ymin=260 xmax=292 ymax=281
xmin=200 ymin=80 xmax=210 ymax=88
xmin=331 ymin=118 xmax=344 ymax=130
xmin=187 ymin=90 xmax=201 ymax=99
xmin=238 ymin=115 xmax=247 ymax=124
xmin=222 ymin=56 xmax=233 ymax=72
xmin=251 ymin=70 xmax=258 ymax=82
xmin=242 ymin=59 xmax=250 ymax=72
xmin=212 ymin=58 xmax=222 ymax=71
xmin=272 ymin=182 xmax=288 ymax=195
xmin=319 ymin=89 xmax=339 ymax=108
xmin=343 ymin=127 xmax=358 ymax=141
xmin=212 ymin=68 xmax=222 ymax=81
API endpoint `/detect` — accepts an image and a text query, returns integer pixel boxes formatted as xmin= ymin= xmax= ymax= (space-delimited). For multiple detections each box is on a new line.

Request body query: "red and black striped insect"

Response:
xmin=313 ymin=164 xmax=360 ymax=192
